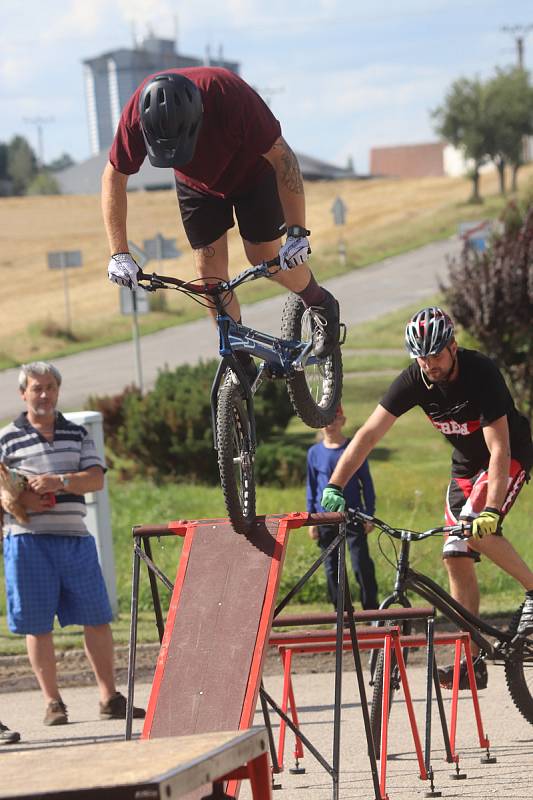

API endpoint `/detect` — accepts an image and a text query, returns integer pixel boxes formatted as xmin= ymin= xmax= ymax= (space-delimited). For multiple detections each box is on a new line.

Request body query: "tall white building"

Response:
xmin=83 ymin=36 xmax=239 ymax=155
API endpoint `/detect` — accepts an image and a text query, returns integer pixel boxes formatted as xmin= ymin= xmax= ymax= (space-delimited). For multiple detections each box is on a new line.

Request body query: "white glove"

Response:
xmin=108 ymin=252 xmax=140 ymax=289
xmin=279 ymin=236 xmax=310 ymax=270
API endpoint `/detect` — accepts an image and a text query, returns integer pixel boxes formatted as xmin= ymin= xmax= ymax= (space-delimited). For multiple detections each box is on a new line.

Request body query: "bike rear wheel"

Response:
xmin=280 ymin=293 xmax=343 ymax=428
xmin=216 ymin=380 xmax=256 ymax=534
xmin=504 ymin=604 xmax=533 ymax=724
xmin=369 ymin=598 xmax=412 ymax=758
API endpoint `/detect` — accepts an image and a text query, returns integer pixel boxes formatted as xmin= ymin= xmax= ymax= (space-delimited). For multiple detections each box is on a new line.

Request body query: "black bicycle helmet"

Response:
xmin=139 ymin=73 xmax=203 ymax=168
xmin=405 ymin=307 xmax=454 ymax=358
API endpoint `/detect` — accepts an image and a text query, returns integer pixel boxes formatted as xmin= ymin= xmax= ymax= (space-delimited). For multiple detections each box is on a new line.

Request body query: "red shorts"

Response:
xmin=443 ymin=459 xmax=527 ymax=559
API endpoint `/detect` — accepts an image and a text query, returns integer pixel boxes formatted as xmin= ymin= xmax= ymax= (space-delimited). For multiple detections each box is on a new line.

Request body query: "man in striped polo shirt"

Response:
xmin=0 ymin=362 xmax=144 ymax=726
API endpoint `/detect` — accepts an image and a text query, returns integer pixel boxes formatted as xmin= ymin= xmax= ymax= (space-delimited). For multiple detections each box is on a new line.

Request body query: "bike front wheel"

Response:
xmin=216 ymin=380 xmax=256 ymax=534
xmin=504 ymin=604 xmax=533 ymax=724
xmin=280 ymin=293 xmax=343 ymax=428
xmin=369 ymin=597 xmax=412 ymax=758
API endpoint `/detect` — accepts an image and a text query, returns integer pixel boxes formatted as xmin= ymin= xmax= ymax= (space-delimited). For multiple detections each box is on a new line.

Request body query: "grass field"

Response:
xmin=1 ymin=165 xmax=532 ymax=368
xmin=0 ymin=305 xmax=531 ymax=655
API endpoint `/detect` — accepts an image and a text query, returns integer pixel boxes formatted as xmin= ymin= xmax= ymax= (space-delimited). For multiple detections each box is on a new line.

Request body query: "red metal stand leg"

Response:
xmin=393 ymin=637 xmax=428 ymax=780
xmin=247 ymin=752 xmax=274 ymax=800
xmin=463 ymin=637 xmax=490 ymax=749
xmin=287 ymin=669 xmax=304 ymax=762
xmin=277 ymin=647 xmax=292 ymax=769
xmin=449 ymin=639 xmax=462 ymax=758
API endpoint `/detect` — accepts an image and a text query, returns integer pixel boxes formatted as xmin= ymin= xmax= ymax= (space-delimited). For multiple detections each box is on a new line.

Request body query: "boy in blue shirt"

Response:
xmin=307 ymin=405 xmax=378 ymax=609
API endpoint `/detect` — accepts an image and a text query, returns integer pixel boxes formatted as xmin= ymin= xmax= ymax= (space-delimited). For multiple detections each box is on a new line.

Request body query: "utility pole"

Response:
xmin=23 ymin=116 xmax=54 ymax=168
xmin=501 ymin=24 xmax=533 ymax=69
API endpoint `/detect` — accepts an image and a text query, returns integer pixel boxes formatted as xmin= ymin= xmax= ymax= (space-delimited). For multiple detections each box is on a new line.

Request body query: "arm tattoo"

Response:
xmin=274 ymin=138 xmax=304 ymax=194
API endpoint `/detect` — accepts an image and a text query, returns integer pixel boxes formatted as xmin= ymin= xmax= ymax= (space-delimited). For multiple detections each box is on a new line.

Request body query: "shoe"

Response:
xmin=438 ymin=657 xmax=488 ymax=690
xmin=44 ymin=700 xmax=68 ymax=726
xmin=0 ymin=722 xmax=20 ymax=744
xmin=99 ymin=691 xmax=145 ymax=720
xmin=308 ymin=290 xmax=340 ymax=358
xmin=517 ymin=594 xmax=533 ymax=636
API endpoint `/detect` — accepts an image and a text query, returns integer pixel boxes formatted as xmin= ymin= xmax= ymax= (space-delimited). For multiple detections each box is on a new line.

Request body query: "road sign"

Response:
xmin=127 ymin=240 xmax=148 ymax=270
xmin=458 ymin=220 xmax=492 ymax=252
xmin=331 ymin=197 xmax=347 ymax=226
xmin=120 ymin=286 xmax=150 ymax=316
xmin=144 ymin=233 xmax=181 ymax=261
xmin=47 ymin=250 xmax=82 ymax=269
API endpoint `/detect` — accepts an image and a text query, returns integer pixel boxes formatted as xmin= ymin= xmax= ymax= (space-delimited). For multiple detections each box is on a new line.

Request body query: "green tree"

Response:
xmin=47 ymin=153 xmax=75 ymax=172
xmin=7 ymin=136 xmax=37 ymax=195
xmin=27 ymin=171 xmax=60 ymax=195
xmin=485 ymin=67 xmax=533 ymax=194
xmin=432 ymin=77 xmax=491 ymax=203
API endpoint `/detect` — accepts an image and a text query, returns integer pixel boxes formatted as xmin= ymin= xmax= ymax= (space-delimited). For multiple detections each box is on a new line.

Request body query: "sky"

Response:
xmin=2 ymin=0 xmax=532 ymax=173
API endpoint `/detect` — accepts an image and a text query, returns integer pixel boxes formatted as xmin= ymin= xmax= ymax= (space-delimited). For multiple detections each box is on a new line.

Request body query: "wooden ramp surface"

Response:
xmin=142 ymin=515 xmax=294 ymax=740
xmin=0 ymin=730 xmax=268 ymax=799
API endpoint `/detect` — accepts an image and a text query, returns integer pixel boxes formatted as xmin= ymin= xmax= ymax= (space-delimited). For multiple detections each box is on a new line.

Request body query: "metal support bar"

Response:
xmin=126 ymin=535 xmax=141 ymax=741
xmin=342 ymin=560 xmax=383 ymax=799
xmin=259 ymin=681 xmax=282 ymax=774
xmin=274 ymin=531 xmax=344 ymax=618
xmin=261 ymin=686 xmax=334 ymax=776
xmin=143 ymin=537 xmax=166 ymax=643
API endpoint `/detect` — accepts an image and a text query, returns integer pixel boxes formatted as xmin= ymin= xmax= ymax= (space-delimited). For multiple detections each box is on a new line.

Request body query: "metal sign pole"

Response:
xmin=60 ymin=252 xmax=72 ymax=333
xmin=131 ymin=291 xmax=143 ymax=392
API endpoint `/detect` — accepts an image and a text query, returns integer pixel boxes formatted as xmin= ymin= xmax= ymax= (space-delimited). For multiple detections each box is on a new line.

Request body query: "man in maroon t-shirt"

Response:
xmin=102 ymin=67 xmax=340 ymax=370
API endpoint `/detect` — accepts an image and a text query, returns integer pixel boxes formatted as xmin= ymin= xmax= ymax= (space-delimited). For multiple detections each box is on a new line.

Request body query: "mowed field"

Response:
xmin=1 ymin=164 xmax=531 ymax=364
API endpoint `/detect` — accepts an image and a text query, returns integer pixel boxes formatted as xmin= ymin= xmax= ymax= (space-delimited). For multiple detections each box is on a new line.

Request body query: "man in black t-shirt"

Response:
xmin=321 ymin=307 xmax=533 ymax=689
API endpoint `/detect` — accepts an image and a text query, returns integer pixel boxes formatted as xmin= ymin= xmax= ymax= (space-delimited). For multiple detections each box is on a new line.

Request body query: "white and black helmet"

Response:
xmin=405 ymin=307 xmax=454 ymax=358
xmin=139 ymin=73 xmax=203 ymax=168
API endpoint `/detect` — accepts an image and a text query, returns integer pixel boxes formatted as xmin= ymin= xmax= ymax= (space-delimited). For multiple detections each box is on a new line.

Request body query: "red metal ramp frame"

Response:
xmin=141 ymin=514 xmax=297 ymax=739
xmin=127 ymin=512 xmax=385 ymax=800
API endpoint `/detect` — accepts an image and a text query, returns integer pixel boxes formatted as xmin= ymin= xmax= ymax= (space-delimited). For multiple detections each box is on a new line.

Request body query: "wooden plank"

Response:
xmin=144 ymin=516 xmax=289 ymax=739
xmin=0 ymin=729 xmax=268 ymax=799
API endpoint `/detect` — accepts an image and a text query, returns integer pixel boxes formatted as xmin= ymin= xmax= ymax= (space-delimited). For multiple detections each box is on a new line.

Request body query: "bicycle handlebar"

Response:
xmin=137 ymin=257 xmax=281 ymax=296
xmin=347 ymin=509 xmax=472 ymax=540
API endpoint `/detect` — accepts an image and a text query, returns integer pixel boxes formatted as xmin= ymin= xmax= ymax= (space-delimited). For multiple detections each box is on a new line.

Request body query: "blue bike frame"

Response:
xmin=209 ymin=311 xmax=320 ymax=453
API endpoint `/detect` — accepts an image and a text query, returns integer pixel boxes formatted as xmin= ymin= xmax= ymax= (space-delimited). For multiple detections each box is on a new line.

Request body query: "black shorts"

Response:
xmin=176 ymin=167 xmax=285 ymax=249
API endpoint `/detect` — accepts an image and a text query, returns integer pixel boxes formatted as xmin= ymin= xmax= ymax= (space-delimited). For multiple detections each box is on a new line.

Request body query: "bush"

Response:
xmin=443 ymin=198 xmax=533 ymax=419
xmin=255 ymin=442 xmax=307 ymax=487
xmin=89 ymin=360 xmax=296 ymax=483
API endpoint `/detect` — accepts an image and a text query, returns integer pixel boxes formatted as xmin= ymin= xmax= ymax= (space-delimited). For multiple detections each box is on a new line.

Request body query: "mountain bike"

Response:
xmin=138 ymin=259 xmax=344 ymax=533
xmin=347 ymin=510 xmax=533 ymax=755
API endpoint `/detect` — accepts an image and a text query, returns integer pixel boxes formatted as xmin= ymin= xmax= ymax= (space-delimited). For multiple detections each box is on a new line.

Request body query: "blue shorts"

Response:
xmin=3 ymin=534 xmax=113 ymax=635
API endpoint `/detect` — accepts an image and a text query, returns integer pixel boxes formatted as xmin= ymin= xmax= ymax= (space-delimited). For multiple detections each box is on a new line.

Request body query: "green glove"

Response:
xmin=321 ymin=484 xmax=346 ymax=512
xmin=471 ymin=508 xmax=502 ymax=539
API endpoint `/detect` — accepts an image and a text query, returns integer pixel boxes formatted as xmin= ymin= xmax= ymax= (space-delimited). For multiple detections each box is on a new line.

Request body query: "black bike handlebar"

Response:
xmin=348 ymin=508 xmax=471 ymax=540
xmin=137 ymin=257 xmax=281 ymax=296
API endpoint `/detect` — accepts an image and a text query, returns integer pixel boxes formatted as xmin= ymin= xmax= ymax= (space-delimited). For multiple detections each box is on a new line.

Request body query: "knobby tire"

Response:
xmin=216 ymin=380 xmax=256 ymax=534
xmin=504 ymin=604 xmax=533 ymax=725
xmin=369 ymin=599 xmax=412 ymax=758
xmin=280 ymin=293 xmax=343 ymax=428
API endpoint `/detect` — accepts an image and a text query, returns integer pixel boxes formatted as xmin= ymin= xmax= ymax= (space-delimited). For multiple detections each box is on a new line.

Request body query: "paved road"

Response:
xmin=0 ymin=238 xmax=461 ymax=421
xmin=1 ymin=661 xmax=531 ymax=799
